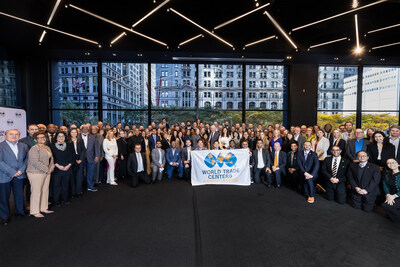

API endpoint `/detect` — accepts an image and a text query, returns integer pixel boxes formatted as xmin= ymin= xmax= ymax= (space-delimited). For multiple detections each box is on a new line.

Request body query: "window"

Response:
xmin=227 ymin=102 xmax=233 ymax=109
xmin=271 ymin=102 xmax=277 ymax=109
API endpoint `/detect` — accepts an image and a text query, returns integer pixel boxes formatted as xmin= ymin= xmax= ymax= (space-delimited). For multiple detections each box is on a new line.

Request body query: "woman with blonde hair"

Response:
xmin=103 ymin=130 xmax=118 ymax=185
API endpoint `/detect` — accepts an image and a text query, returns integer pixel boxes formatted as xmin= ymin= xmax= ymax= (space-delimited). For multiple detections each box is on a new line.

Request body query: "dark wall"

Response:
xmin=288 ymin=64 xmax=318 ymax=127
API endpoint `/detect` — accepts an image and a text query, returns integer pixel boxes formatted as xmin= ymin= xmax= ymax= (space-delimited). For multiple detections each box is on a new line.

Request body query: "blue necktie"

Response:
xmin=304 ymin=152 xmax=308 ymax=161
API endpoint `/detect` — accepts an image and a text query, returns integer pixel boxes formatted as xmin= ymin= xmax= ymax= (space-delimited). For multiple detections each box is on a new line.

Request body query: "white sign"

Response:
xmin=191 ymin=149 xmax=251 ymax=186
xmin=0 ymin=107 xmax=26 ymax=142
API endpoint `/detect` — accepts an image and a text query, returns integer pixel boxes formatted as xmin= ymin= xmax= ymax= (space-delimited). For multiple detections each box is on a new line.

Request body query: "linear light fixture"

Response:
xmin=308 ymin=37 xmax=348 ymax=50
xmin=110 ymin=32 xmax=127 ymax=46
xmin=68 ymin=4 xmax=168 ymax=47
xmin=354 ymin=14 xmax=362 ymax=53
xmin=132 ymin=0 xmax=170 ymax=28
xmin=353 ymin=0 xmax=358 ymax=8
xmin=47 ymin=0 xmax=62 ymax=25
xmin=371 ymin=41 xmax=400 ymax=50
xmin=243 ymin=35 xmax=277 ymax=49
xmin=291 ymin=0 xmax=388 ymax=32
xmin=214 ymin=2 xmax=270 ymax=30
xmin=39 ymin=30 xmax=47 ymax=43
xmin=367 ymin=23 xmax=400 ymax=34
xmin=178 ymin=34 xmax=204 ymax=47
xmin=264 ymin=11 xmax=297 ymax=50
xmin=168 ymin=8 xmax=234 ymax=49
xmin=0 ymin=11 xmax=99 ymax=45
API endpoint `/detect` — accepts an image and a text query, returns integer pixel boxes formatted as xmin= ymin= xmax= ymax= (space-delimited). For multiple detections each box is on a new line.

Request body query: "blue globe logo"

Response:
xmin=223 ymin=152 xmax=237 ymax=167
xmin=204 ymin=153 xmax=217 ymax=168
xmin=216 ymin=153 xmax=225 ymax=167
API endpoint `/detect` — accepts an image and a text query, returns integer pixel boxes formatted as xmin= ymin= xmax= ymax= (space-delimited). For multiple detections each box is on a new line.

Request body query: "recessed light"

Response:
xmin=334 ymin=57 xmax=339 ymax=60
xmin=112 ymin=53 xmax=116 ymax=56
xmin=286 ymin=56 xmax=292 ymax=59
xmin=380 ymin=58 xmax=385 ymax=61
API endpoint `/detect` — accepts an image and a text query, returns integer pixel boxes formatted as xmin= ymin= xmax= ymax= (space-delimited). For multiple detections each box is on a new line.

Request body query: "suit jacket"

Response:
xmin=127 ymin=152 xmax=147 ymax=175
xmin=293 ymin=135 xmax=306 ymax=150
xmin=19 ymin=135 xmax=36 ymax=149
xmin=346 ymin=138 xmax=369 ymax=162
xmin=347 ymin=162 xmax=381 ymax=195
xmin=81 ymin=134 xmax=100 ymax=163
xmin=327 ymin=138 xmax=346 ymax=156
xmin=166 ymin=148 xmax=182 ymax=165
xmin=148 ymin=135 xmax=161 ymax=151
xmin=150 ymin=148 xmax=166 ymax=168
xmin=252 ymin=148 xmax=271 ymax=169
xmin=72 ymin=139 xmax=86 ymax=164
xmin=367 ymin=143 xmax=395 ymax=167
xmin=286 ymin=151 xmax=299 ymax=171
xmin=321 ymin=156 xmax=350 ymax=183
xmin=96 ymin=134 xmax=105 ymax=158
xmin=297 ymin=150 xmax=319 ymax=178
xmin=182 ymin=146 xmax=194 ymax=163
xmin=270 ymin=150 xmax=287 ymax=175
xmin=0 ymin=141 xmax=29 ymax=183
xmin=209 ymin=132 xmax=220 ymax=146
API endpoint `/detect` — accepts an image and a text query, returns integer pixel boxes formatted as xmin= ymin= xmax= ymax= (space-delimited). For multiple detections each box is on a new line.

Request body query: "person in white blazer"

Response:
xmin=103 ymin=130 xmax=118 ymax=185
xmin=311 ymin=130 xmax=330 ymax=161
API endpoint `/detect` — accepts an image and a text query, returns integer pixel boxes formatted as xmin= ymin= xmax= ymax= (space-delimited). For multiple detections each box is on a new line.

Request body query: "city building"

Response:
xmin=0 ymin=60 xmax=17 ymax=107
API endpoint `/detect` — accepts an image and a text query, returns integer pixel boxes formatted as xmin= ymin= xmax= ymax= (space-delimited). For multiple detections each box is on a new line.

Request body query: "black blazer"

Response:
xmin=366 ymin=143 xmax=395 ymax=167
xmin=72 ymin=139 xmax=86 ymax=164
xmin=286 ymin=151 xmax=299 ymax=171
xmin=117 ymin=138 xmax=129 ymax=157
xmin=127 ymin=152 xmax=147 ymax=175
xmin=327 ymin=138 xmax=346 ymax=156
xmin=346 ymin=139 xmax=370 ymax=162
xmin=182 ymin=146 xmax=194 ymax=163
xmin=252 ymin=148 xmax=271 ymax=169
xmin=321 ymin=156 xmax=350 ymax=183
xmin=270 ymin=150 xmax=287 ymax=175
xmin=347 ymin=162 xmax=381 ymax=195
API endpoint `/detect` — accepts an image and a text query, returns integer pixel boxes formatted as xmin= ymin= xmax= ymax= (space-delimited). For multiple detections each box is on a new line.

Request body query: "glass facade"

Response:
xmin=0 ymin=60 xmax=18 ymax=107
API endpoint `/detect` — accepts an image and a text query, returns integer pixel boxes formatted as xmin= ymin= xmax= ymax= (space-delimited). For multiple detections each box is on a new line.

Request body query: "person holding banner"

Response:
xmin=270 ymin=142 xmax=287 ymax=188
xmin=182 ymin=139 xmax=194 ymax=181
xmin=241 ymin=140 xmax=254 ymax=182
xmin=297 ymin=141 xmax=320 ymax=204
xmin=165 ymin=141 xmax=183 ymax=179
xmin=253 ymin=139 xmax=272 ymax=185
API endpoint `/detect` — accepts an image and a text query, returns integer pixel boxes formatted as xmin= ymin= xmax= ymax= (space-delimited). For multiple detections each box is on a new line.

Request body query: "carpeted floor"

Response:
xmin=0 ymin=179 xmax=399 ymax=267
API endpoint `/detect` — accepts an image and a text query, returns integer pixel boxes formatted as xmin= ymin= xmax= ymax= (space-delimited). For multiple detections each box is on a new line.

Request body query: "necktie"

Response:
xmin=211 ymin=132 xmax=214 ymax=141
xmin=304 ymin=152 xmax=308 ymax=161
xmin=274 ymin=153 xmax=278 ymax=167
xmin=291 ymin=152 xmax=294 ymax=166
xmin=332 ymin=158 xmax=338 ymax=177
xmin=153 ymin=135 xmax=156 ymax=145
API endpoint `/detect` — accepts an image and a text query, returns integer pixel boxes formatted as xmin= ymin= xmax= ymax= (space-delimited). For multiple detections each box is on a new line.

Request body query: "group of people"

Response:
xmin=0 ymin=119 xmax=399 ymax=226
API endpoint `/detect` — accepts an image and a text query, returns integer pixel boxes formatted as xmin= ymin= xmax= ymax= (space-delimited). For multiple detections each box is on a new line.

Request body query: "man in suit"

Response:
xmin=297 ymin=141 xmax=320 ymax=203
xmin=346 ymin=128 xmax=369 ymax=162
xmin=327 ymin=129 xmax=346 ymax=156
xmin=165 ymin=140 xmax=183 ymax=179
xmin=182 ymin=139 xmax=193 ymax=181
xmin=252 ymin=139 xmax=272 ymax=185
xmin=287 ymin=141 xmax=300 ymax=190
xmin=347 ymin=150 xmax=381 ymax=212
xmin=80 ymin=125 xmax=100 ymax=192
xmin=293 ymin=127 xmax=306 ymax=150
xmin=19 ymin=124 xmax=38 ymax=149
xmin=46 ymin=123 xmax=57 ymax=145
xmin=270 ymin=142 xmax=287 ymax=188
xmin=128 ymin=144 xmax=151 ymax=187
xmin=321 ymin=146 xmax=350 ymax=204
xmin=91 ymin=126 xmax=104 ymax=184
xmin=148 ymin=128 xmax=161 ymax=152
xmin=150 ymin=140 xmax=165 ymax=183
xmin=128 ymin=128 xmax=146 ymax=153
xmin=209 ymin=125 xmax=220 ymax=146
xmin=0 ymin=129 xmax=29 ymax=225
xmin=389 ymin=125 xmax=400 ymax=162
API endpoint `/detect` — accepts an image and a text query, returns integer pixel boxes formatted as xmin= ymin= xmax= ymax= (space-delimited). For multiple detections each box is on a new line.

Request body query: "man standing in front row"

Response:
xmin=80 ymin=125 xmax=100 ymax=192
xmin=297 ymin=141 xmax=320 ymax=204
xmin=128 ymin=144 xmax=151 ymax=188
xmin=0 ymin=129 xmax=29 ymax=226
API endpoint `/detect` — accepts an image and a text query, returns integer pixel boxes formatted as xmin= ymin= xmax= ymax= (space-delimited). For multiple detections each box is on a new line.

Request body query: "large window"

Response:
xmin=317 ymin=66 xmax=357 ymax=128
xmin=0 ymin=60 xmax=19 ymax=107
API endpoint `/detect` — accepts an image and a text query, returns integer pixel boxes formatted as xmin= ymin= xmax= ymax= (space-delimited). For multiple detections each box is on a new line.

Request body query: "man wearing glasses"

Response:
xmin=321 ymin=146 xmax=350 ymax=204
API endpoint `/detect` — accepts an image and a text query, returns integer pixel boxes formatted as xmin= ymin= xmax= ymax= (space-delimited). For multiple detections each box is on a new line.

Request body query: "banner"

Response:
xmin=191 ymin=149 xmax=251 ymax=186
xmin=0 ymin=107 xmax=26 ymax=142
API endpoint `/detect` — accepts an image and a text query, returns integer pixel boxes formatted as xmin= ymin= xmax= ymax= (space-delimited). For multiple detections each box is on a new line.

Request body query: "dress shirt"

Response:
xmin=389 ymin=137 xmax=399 ymax=155
xmin=359 ymin=162 xmax=367 ymax=168
xmin=257 ymin=149 xmax=264 ymax=169
xmin=355 ymin=139 xmax=363 ymax=154
xmin=6 ymin=140 xmax=19 ymax=158
xmin=331 ymin=156 xmax=341 ymax=170
xmin=82 ymin=134 xmax=88 ymax=148
xmin=187 ymin=147 xmax=191 ymax=162
xmin=294 ymin=135 xmax=299 ymax=141
xmin=136 ymin=152 xmax=144 ymax=172
xmin=73 ymin=140 xmax=78 ymax=154
xmin=304 ymin=151 xmax=310 ymax=160
xmin=158 ymin=148 xmax=162 ymax=165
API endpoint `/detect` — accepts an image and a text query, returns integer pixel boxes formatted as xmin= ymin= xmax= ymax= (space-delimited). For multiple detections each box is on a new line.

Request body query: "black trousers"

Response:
xmin=382 ymin=201 xmax=400 ymax=223
xmin=326 ymin=182 xmax=346 ymax=204
xmin=131 ymin=171 xmax=150 ymax=188
xmin=71 ymin=163 xmax=84 ymax=196
xmin=286 ymin=170 xmax=300 ymax=190
xmin=53 ymin=174 xmax=71 ymax=204
xmin=351 ymin=191 xmax=376 ymax=212
xmin=117 ymin=157 xmax=128 ymax=178
xmin=254 ymin=167 xmax=270 ymax=184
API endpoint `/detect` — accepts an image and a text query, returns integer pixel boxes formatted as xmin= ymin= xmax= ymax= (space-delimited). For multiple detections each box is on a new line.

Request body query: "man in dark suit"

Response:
xmin=209 ymin=125 xmax=220 ymax=147
xmin=182 ymin=139 xmax=193 ymax=181
xmin=128 ymin=128 xmax=145 ymax=153
xmin=165 ymin=140 xmax=183 ymax=179
xmin=297 ymin=141 xmax=320 ymax=203
xmin=286 ymin=141 xmax=300 ymax=190
xmin=252 ymin=139 xmax=272 ymax=185
xmin=80 ymin=125 xmax=100 ymax=192
xmin=0 ymin=129 xmax=29 ymax=225
xmin=347 ymin=150 xmax=381 ymax=212
xmin=293 ymin=127 xmax=306 ymax=150
xmin=270 ymin=142 xmax=287 ymax=188
xmin=128 ymin=144 xmax=150 ymax=187
xmin=321 ymin=146 xmax=350 ymax=204
xmin=346 ymin=128 xmax=369 ymax=162
xmin=148 ymin=128 xmax=161 ymax=152
xmin=389 ymin=125 xmax=400 ymax=162
xmin=327 ymin=129 xmax=346 ymax=156
xmin=45 ymin=123 xmax=57 ymax=145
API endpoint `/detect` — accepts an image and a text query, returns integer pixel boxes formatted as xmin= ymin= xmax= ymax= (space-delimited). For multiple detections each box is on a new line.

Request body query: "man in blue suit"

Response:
xmin=297 ymin=141 xmax=320 ymax=204
xmin=0 ymin=129 xmax=29 ymax=225
xmin=148 ymin=128 xmax=161 ymax=152
xmin=270 ymin=142 xmax=287 ymax=188
xmin=165 ymin=140 xmax=183 ymax=179
xmin=80 ymin=125 xmax=100 ymax=192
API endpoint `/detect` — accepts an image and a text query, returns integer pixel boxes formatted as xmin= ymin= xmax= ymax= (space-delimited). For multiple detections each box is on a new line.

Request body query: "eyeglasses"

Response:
xmin=331 ymin=149 xmax=341 ymax=152
xmin=37 ymin=136 xmax=46 ymax=139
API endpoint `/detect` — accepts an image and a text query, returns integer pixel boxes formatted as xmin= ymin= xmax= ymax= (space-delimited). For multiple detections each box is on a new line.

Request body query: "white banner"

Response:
xmin=0 ymin=107 xmax=26 ymax=142
xmin=191 ymin=149 xmax=251 ymax=186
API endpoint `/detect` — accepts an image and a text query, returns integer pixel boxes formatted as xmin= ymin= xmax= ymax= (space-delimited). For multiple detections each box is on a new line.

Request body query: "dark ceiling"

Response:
xmin=0 ymin=0 xmax=399 ymax=62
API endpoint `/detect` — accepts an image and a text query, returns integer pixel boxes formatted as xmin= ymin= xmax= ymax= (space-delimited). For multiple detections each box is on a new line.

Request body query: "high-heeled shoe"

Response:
xmin=31 ymin=213 xmax=44 ymax=218
xmin=41 ymin=210 xmax=54 ymax=214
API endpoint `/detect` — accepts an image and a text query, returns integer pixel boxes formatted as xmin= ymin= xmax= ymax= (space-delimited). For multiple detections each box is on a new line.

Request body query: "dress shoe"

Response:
xmin=14 ymin=213 xmax=26 ymax=218
xmin=0 ymin=218 xmax=9 ymax=226
xmin=87 ymin=188 xmax=98 ymax=192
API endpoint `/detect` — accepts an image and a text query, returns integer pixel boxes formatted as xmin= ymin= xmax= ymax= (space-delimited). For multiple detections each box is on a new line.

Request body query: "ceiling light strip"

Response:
xmin=169 ymin=8 xmax=234 ymax=49
xmin=371 ymin=41 xmax=400 ymax=50
xmin=214 ymin=2 xmax=270 ymax=30
xmin=69 ymin=4 xmax=167 ymax=46
xmin=354 ymin=14 xmax=360 ymax=50
xmin=110 ymin=32 xmax=127 ymax=45
xmin=0 ymin=11 xmax=99 ymax=45
xmin=132 ymin=0 xmax=170 ymax=28
xmin=47 ymin=0 xmax=62 ymax=25
xmin=39 ymin=30 xmax=47 ymax=43
xmin=308 ymin=37 xmax=348 ymax=49
xmin=244 ymin=35 xmax=276 ymax=48
xmin=367 ymin=23 xmax=400 ymax=34
xmin=264 ymin=11 xmax=297 ymax=49
xmin=179 ymin=34 xmax=203 ymax=46
xmin=291 ymin=0 xmax=388 ymax=32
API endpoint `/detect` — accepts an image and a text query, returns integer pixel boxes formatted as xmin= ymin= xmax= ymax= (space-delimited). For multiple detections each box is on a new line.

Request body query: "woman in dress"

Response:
xmin=103 ymin=130 xmax=118 ymax=185
xmin=269 ymin=130 xmax=282 ymax=153
xmin=219 ymin=127 xmax=231 ymax=150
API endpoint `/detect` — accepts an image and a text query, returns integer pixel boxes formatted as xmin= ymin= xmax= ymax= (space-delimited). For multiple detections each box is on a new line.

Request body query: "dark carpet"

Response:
xmin=0 ymin=180 xmax=399 ymax=267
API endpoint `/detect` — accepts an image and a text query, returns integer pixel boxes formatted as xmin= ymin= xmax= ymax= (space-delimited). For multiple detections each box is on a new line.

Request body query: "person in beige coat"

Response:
xmin=311 ymin=130 xmax=330 ymax=161
xmin=26 ymin=132 xmax=54 ymax=218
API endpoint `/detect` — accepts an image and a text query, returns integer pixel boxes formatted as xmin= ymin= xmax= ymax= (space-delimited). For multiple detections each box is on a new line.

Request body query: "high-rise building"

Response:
xmin=0 ymin=60 xmax=17 ymax=107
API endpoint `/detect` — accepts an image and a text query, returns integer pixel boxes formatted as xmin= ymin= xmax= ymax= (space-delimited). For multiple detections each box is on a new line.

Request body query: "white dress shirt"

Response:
xmin=6 ymin=140 xmax=18 ymax=158
xmin=187 ymin=147 xmax=191 ymax=162
xmin=331 ymin=156 xmax=341 ymax=170
xmin=158 ymin=148 xmax=163 ymax=165
xmin=389 ymin=136 xmax=399 ymax=155
xmin=257 ymin=149 xmax=265 ymax=169
xmin=136 ymin=152 xmax=144 ymax=172
xmin=82 ymin=134 xmax=88 ymax=148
